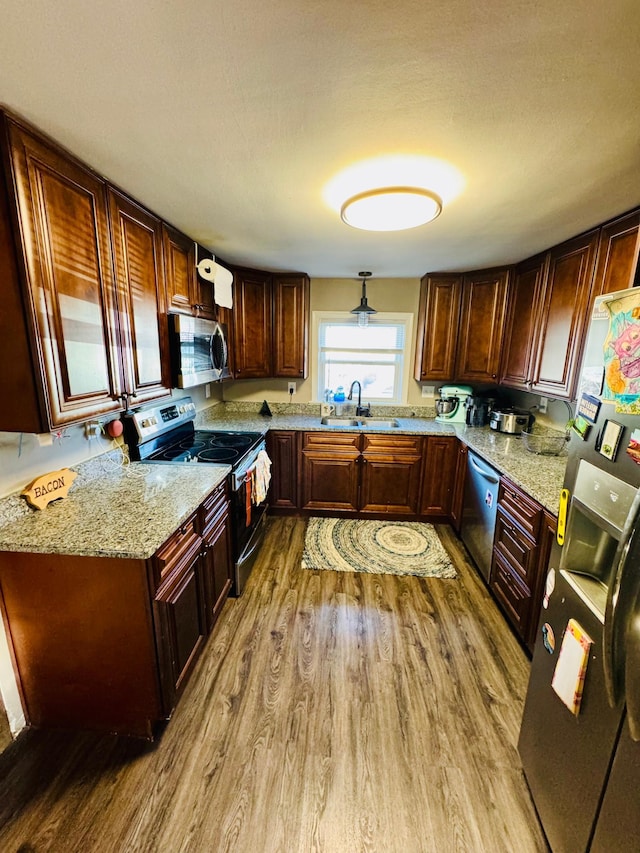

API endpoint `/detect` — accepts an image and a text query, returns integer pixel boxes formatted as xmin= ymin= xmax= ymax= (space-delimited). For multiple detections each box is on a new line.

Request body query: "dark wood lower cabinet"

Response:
xmin=0 ymin=484 xmax=232 ymax=737
xmin=449 ymin=441 xmax=468 ymax=532
xmin=420 ymin=436 xmax=458 ymax=518
xmin=301 ymin=452 xmax=360 ymax=512
xmin=154 ymin=540 xmax=207 ymax=712
xmin=267 ymin=430 xmax=300 ymax=512
xmin=489 ymin=477 xmax=557 ymax=653
xmin=360 ymin=434 xmax=422 ymax=515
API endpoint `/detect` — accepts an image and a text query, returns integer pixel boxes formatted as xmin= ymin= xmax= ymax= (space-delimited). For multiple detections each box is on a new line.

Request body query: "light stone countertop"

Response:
xmin=197 ymin=408 xmax=567 ymax=515
xmin=0 ymin=458 xmax=230 ymax=559
xmin=0 ymin=410 xmax=566 ymax=559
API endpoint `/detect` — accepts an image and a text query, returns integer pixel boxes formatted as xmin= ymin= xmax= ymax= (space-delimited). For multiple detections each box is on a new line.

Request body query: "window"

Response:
xmin=316 ymin=313 xmax=411 ymax=404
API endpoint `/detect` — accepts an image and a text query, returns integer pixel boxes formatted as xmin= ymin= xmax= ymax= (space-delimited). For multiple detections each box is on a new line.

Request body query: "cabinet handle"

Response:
xmin=180 ymin=524 xmax=188 ymax=535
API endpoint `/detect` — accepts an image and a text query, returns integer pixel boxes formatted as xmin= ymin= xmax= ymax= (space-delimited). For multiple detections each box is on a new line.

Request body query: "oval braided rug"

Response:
xmin=301 ymin=518 xmax=456 ymax=578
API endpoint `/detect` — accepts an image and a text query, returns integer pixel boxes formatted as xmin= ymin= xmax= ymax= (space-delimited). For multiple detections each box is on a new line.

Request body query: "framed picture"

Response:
xmin=598 ymin=419 xmax=624 ymax=461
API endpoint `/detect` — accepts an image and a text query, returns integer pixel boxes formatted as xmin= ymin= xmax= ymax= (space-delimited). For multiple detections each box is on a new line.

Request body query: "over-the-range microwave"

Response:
xmin=169 ymin=314 xmax=231 ymax=388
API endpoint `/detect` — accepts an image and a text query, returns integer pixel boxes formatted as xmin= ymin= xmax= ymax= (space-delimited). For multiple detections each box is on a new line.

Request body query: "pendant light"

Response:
xmin=351 ymin=271 xmax=377 ymax=326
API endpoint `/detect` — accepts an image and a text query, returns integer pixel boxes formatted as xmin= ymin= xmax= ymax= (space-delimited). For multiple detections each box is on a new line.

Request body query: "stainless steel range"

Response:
xmin=123 ymin=397 xmax=269 ymax=596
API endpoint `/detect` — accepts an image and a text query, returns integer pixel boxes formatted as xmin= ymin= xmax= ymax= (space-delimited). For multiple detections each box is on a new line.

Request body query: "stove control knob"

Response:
xmin=141 ymin=418 xmax=150 ymax=428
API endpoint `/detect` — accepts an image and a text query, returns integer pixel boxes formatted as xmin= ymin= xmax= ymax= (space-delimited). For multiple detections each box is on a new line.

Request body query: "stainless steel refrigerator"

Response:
xmin=518 ymin=286 xmax=640 ymax=853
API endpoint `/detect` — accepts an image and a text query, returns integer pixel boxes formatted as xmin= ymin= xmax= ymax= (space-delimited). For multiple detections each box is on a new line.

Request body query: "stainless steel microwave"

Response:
xmin=169 ymin=314 xmax=231 ymax=388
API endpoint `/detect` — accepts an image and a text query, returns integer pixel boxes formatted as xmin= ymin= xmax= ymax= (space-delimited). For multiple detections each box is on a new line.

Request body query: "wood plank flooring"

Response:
xmin=0 ymin=518 xmax=548 ymax=852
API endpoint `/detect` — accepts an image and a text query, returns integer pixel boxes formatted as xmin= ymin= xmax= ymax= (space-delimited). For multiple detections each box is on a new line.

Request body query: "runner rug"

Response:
xmin=301 ymin=517 xmax=456 ymax=578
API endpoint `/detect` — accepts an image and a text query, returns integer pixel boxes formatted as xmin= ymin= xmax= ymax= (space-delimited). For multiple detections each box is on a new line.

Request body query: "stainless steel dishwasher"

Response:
xmin=460 ymin=450 xmax=500 ymax=582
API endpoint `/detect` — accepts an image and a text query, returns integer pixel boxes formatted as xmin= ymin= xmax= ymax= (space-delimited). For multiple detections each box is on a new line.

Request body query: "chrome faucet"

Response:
xmin=348 ymin=380 xmax=370 ymax=417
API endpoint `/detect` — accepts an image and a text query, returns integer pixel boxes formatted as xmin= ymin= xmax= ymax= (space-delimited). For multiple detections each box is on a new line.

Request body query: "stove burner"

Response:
xmin=209 ymin=434 xmax=255 ymax=449
xmin=161 ymin=448 xmax=194 ymax=460
xmin=197 ymin=448 xmax=241 ymax=464
xmin=179 ymin=439 xmax=206 ymax=450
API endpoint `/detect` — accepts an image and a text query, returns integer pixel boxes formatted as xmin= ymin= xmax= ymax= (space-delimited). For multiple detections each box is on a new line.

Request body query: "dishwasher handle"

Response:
xmin=468 ymin=454 xmax=500 ymax=484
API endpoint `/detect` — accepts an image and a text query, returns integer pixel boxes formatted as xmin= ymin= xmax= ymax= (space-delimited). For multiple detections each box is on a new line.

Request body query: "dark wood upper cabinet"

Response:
xmin=0 ymin=115 xmax=124 ymax=431
xmin=414 ymin=274 xmax=462 ymax=382
xmin=500 ymin=254 xmax=547 ymax=391
xmin=272 ymin=274 xmax=310 ymax=378
xmin=231 ymin=267 xmax=309 ymax=380
xmin=232 ymin=268 xmax=273 ymax=379
xmin=108 ymin=188 xmax=171 ymax=406
xmin=456 ymin=268 xmax=510 ymax=383
xmin=163 ymin=224 xmax=198 ymax=315
xmin=591 ymin=210 xmax=640 ymax=301
xmin=530 ymin=230 xmax=599 ymax=399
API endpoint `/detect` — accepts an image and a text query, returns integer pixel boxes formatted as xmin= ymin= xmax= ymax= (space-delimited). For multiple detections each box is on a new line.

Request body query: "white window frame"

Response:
xmin=314 ymin=311 xmax=413 ymax=405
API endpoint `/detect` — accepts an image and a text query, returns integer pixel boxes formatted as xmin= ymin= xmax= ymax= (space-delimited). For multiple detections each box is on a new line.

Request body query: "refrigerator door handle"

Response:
xmin=603 ymin=492 xmax=640 ymax=709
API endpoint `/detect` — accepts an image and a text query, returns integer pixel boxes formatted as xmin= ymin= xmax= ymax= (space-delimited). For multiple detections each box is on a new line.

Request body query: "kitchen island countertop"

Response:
xmin=0 ymin=459 xmax=230 ymax=559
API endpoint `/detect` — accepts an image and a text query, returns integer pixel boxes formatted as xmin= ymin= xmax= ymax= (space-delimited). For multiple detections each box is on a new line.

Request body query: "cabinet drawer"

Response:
xmin=200 ymin=481 xmax=230 ymax=533
xmin=362 ymin=434 xmax=422 ymax=455
xmin=494 ymin=508 xmax=538 ymax=588
xmin=303 ymin=431 xmax=361 ymax=452
xmin=490 ymin=552 xmax=532 ymax=639
xmin=153 ymin=512 xmax=200 ymax=586
xmin=498 ymin=478 xmax=542 ymax=539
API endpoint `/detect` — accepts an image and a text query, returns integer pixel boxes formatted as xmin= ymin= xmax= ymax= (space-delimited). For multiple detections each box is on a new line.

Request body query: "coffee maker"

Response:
xmin=465 ymin=395 xmax=493 ymax=427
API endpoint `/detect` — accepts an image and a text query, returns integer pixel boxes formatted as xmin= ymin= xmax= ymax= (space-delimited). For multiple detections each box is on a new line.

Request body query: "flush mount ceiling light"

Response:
xmin=340 ymin=186 xmax=442 ymax=232
xmin=351 ymin=271 xmax=377 ymax=326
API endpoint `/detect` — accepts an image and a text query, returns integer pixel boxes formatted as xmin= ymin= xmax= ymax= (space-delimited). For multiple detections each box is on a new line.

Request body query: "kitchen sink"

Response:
xmin=359 ymin=418 xmax=400 ymax=428
xmin=320 ymin=417 xmax=361 ymax=426
xmin=319 ymin=417 xmax=400 ymax=428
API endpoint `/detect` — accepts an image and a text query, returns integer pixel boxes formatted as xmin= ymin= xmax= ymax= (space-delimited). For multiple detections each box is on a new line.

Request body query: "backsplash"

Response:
xmin=211 ymin=400 xmax=438 ymax=418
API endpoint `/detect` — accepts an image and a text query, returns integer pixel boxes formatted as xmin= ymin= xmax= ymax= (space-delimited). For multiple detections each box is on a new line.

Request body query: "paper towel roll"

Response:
xmin=214 ymin=264 xmax=233 ymax=309
xmin=196 ymin=258 xmax=216 ymax=283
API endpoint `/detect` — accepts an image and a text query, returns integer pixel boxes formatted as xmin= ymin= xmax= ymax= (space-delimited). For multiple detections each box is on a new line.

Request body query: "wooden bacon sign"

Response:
xmin=22 ymin=468 xmax=77 ymax=510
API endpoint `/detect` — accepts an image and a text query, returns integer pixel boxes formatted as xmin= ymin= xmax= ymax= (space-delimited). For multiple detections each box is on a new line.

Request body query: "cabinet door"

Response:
xmin=420 ymin=436 xmax=458 ymax=517
xmin=232 ymin=268 xmax=272 ymax=378
xmin=267 ymin=430 xmax=300 ymax=511
xmin=4 ymin=118 xmax=124 ymax=429
xmin=301 ymin=434 xmax=360 ymax=512
xmin=202 ymin=510 xmax=232 ymax=630
xmin=490 ymin=551 xmax=532 ymax=640
xmin=194 ymin=243 xmax=217 ymax=321
xmin=531 ymin=230 xmax=598 ymax=399
xmin=272 ymin=274 xmax=310 ymax=378
xmin=108 ymin=189 xmax=171 ymax=405
xmin=301 ymin=453 xmax=360 ymax=512
xmin=163 ymin=223 xmax=198 ymax=315
xmin=414 ymin=274 xmax=462 ymax=382
xmin=591 ymin=211 xmax=640 ymax=301
xmin=449 ymin=441 xmax=468 ymax=532
xmin=154 ymin=543 xmax=207 ymax=712
xmin=500 ymin=254 xmax=547 ymax=390
xmin=456 ymin=269 xmax=509 ymax=383
xmin=360 ymin=435 xmax=422 ymax=515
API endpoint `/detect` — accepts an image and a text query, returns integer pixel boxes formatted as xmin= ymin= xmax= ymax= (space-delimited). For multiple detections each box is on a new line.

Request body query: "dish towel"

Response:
xmin=253 ymin=449 xmax=272 ymax=505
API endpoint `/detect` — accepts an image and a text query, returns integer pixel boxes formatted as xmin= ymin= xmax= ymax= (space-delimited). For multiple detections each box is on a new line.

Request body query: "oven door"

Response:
xmin=230 ymin=445 xmax=269 ymax=594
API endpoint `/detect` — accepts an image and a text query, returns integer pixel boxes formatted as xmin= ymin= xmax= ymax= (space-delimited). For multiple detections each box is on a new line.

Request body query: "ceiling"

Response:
xmin=1 ymin=1 xmax=640 ymax=278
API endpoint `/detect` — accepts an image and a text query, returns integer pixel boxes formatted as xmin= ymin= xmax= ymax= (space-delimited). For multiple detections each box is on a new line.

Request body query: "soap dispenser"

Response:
xmin=334 ymin=386 xmax=345 ymax=416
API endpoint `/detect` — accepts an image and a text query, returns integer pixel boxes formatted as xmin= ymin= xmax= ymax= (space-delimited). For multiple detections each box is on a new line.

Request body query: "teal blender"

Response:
xmin=435 ymin=385 xmax=473 ymax=423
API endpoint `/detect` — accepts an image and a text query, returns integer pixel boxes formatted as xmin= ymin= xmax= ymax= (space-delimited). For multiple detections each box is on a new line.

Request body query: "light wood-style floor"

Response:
xmin=0 ymin=518 xmax=548 ymax=853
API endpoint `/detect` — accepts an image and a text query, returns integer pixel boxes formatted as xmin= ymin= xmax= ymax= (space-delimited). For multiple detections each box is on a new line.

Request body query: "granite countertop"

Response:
xmin=0 ymin=459 xmax=230 ymax=559
xmin=0 ymin=410 xmax=566 ymax=559
xmin=197 ymin=408 xmax=567 ymax=515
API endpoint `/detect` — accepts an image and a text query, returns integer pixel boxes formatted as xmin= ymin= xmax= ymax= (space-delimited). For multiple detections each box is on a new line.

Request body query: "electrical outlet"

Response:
xmin=205 ymin=383 xmax=211 ymax=399
xmin=539 ymin=396 xmax=548 ymax=414
xmin=84 ymin=421 xmax=102 ymax=438
xmin=288 ymin=382 xmax=296 ymax=395
xmin=421 ymin=385 xmax=435 ymax=398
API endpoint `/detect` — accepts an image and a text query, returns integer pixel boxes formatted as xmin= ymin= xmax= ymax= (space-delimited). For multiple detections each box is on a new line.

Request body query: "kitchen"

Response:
xmin=1 ymin=2 xmax=640 ymax=851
